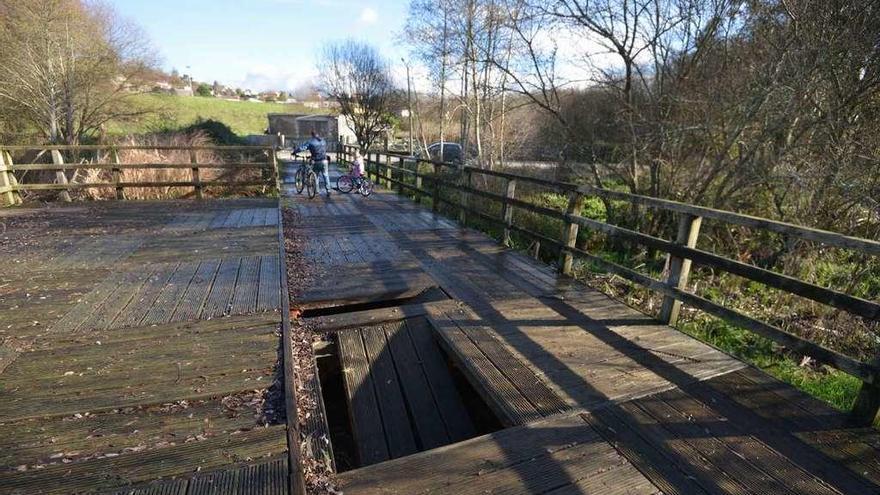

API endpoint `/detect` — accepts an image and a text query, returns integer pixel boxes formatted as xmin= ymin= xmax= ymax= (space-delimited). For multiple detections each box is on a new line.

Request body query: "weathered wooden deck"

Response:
xmin=0 ymin=199 xmax=290 ymax=494
xmin=1 ymin=171 xmax=878 ymax=494
xmin=286 ymin=175 xmax=880 ymax=495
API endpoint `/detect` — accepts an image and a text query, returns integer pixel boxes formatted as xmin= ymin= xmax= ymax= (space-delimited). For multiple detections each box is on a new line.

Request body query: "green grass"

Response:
xmin=677 ymin=316 xmax=863 ymax=414
xmin=106 ymin=93 xmax=324 ymax=136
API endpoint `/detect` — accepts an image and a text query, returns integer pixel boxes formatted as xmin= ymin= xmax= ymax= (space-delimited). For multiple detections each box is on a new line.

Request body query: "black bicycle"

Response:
xmin=292 ymin=155 xmax=322 ymax=199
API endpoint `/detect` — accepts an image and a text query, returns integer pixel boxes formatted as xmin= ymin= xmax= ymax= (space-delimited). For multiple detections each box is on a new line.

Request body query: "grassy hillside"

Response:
xmin=106 ymin=93 xmax=324 ymax=137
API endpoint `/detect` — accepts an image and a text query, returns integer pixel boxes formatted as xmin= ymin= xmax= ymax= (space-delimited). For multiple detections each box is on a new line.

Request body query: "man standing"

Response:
xmin=295 ymin=131 xmax=331 ymax=196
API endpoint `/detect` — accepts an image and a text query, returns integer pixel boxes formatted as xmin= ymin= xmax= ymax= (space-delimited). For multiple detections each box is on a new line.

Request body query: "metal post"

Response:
xmin=559 ymin=191 xmax=585 ymax=275
xmin=111 ymin=148 xmax=124 ymax=200
xmin=501 ymin=178 xmax=517 ymax=246
xmin=659 ymin=213 xmax=703 ymax=325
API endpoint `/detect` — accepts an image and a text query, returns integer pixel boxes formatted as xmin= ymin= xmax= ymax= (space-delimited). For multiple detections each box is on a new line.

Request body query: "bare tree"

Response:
xmin=317 ymin=40 xmax=395 ymax=150
xmin=0 ymin=0 xmax=156 ymax=145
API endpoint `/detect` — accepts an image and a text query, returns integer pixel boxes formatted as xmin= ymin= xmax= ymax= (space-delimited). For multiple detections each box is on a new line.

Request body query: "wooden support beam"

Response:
xmin=270 ymin=147 xmax=279 ymax=193
xmin=384 ymin=154 xmax=392 ymax=189
xmin=50 ymin=149 xmax=72 ymax=202
xmin=0 ymin=149 xmax=17 ymax=206
xmin=851 ymin=357 xmax=880 ymax=426
xmin=111 ymin=149 xmax=124 ymax=200
xmin=559 ymin=191 xmax=584 ymax=275
xmin=659 ymin=213 xmax=703 ymax=325
xmin=432 ymin=163 xmax=441 ymax=212
xmin=189 ymin=150 xmax=203 ymax=199
xmin=413 ymin=159 xmax=423 ymax=204
xmin=458 ymin=167 xmax=471 ymax=225
xmin=501 ymin=178 xmax=517 ymax=246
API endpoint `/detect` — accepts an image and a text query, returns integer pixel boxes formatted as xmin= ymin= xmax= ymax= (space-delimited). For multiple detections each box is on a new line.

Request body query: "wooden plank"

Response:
xmin=337 ymin=329 xmax=390 ymax=465
xmin=405 ymin=317 xmax=477 ymax=441
xmin=360 ymin=325 xmax=419 ymax=458
xmin=454 ymin=322 xmax=570 ymax=418
xmin=581 ymin=410 xmax=711 ymax=495
xmin=383 ymin=320 xmax=453 ymax=450
xmin=170 ymin=260 xmax=220 ymax=322
xmin=201 ymin=258 xmax=241 ymax=318
xmin=654 ymin=388 xmax=843 ymax=495
xmin=256 ymin=255 xmax=281 ymax=312
xmin=429 ymin=313 xmax=541 ymax=426
xmin=111 ymin=266 xmax=178 ymax=329
xmin=140 ymin=262 xmax=199 ymax=326
xmin=338 ymin=413 xmax=609 ymax=495
xmin=230 ymin=256 xmax=261 ymax=315
xmin=77 ymin=270 xmax=151 ymax=332
xmin=0 ymin=426 xmax=287 ymax=495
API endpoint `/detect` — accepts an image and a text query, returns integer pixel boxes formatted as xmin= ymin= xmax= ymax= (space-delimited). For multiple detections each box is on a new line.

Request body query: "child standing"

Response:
xmin=351 ymin=150 xmax=366 ymax=178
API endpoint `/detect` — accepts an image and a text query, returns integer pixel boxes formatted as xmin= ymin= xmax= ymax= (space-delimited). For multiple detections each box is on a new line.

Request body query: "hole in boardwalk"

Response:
xmin=300 ymin=286 xmax=451 ymax=318
xmin=315 ymin=315 xmax=501 ymax=472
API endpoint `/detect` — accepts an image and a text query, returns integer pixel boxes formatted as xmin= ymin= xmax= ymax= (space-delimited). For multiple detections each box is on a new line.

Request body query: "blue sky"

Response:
xmin=109 ymin=0 xmax=412 ymax=92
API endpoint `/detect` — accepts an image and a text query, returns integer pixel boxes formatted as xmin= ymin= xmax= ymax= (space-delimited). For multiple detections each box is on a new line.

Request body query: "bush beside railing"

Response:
xmin=339 ymin=144 xmax=880 ymax=426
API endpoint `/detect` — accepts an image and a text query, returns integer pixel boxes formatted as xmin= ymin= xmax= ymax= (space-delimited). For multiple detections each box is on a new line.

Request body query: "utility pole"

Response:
xmin=402 ymin=58 xmax=414 ymax=155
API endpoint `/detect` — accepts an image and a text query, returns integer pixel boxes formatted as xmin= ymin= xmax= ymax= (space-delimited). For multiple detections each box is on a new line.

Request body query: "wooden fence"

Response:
xmin=0 ymin=144 xmax=280 ymax=205
xmin=340 ymin=144 xmax=880 ymax=426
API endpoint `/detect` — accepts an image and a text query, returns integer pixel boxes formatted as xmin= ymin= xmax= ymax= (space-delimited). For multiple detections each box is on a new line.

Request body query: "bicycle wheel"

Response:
xmin=359 ymin=178 xmax=374 ymax=197
xmin=294 ymin=166 xmax=305 ymax=194
xmin=337 ymin=175 xmax=353 ymax=193
xmin=305 ymin=171 xmax=317 ymax=199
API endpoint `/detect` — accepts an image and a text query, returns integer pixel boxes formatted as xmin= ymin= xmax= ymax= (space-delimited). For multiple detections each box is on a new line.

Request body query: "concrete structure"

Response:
xmin=267 ymin=114 xmax=357 ymax=148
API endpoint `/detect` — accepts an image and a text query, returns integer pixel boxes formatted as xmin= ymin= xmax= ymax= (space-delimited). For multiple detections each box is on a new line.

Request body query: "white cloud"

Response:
xmin=235 ymin=63 xmax=317 ymax=92
xmin=358 ymin=7 xmax=378 ymax=24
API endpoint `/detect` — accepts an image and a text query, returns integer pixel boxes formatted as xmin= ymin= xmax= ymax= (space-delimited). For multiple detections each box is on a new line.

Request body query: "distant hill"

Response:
xmin=106 ymin=93 xmax=328 ymax=137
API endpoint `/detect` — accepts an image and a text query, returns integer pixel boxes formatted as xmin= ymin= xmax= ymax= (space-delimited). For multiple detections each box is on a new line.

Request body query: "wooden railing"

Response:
xmin=340 ymin=144 xmax=880 ymax=426
xmin=0 ymin=144 xmax=280 ymax=205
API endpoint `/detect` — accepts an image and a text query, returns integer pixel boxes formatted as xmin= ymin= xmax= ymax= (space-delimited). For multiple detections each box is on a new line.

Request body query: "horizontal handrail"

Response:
xmin=16 ymin=180 xmax=268 ymax=190
xmin=350 ymin=144 xmax=880 ymax=255
xmin=0 ymin=144 xmax=273 ymax=151
xmin=353 ymin=148 xmax=880 ymax=395
xmin=1 ymin=144 xmax=281 ymax=204
xmin=12 ymin=162 xmax=272 ymax=171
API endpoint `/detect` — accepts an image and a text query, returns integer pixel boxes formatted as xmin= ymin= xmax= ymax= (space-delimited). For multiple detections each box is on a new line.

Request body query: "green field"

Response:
xmin=106 ymin=93 xmax=324 ymax=136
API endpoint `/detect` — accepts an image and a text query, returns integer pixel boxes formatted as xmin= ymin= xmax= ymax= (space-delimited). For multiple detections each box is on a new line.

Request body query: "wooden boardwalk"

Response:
xmin=0 ymin=199 xmax=289 ymax=494
xmin=286 ymin=176 xmax=880 ymax=495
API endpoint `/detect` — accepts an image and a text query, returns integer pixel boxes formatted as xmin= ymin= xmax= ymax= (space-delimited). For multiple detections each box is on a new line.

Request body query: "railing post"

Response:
xmin=458 ymin=166 xmax=471 ymax=225
xmin=659 ymin=213 xmax=703 ymax=325
xmin=2 ymin=151 xmax=21 ymax=205
xmin=0 ymin=149 xmax=16 ymax=206
xmin=501 ymin=178 xmax=517 ymax=246
xmin=431 ymin=162 xmax=441 ymax=212
xmin=111 ymin=148 xmax=124 ymax=200
xmin=413 ymin=159 xmax=422 ymax=204
xmin=559 ymin=191 xmax=584 ymax=275
xmin=270 ymin=147 xmax=280 ymax=193
xmin=189 ymin=149 xmax=203 ymax=199
xmin=384 ymin=154 xmax=393 ymax=190
xmin=50 ymin=149 xmax=71 ymax=202
xmin=851 ymin=358 xmax=880 ymax=426
xmin=531 ymin=240 xmax=541 ymax=259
